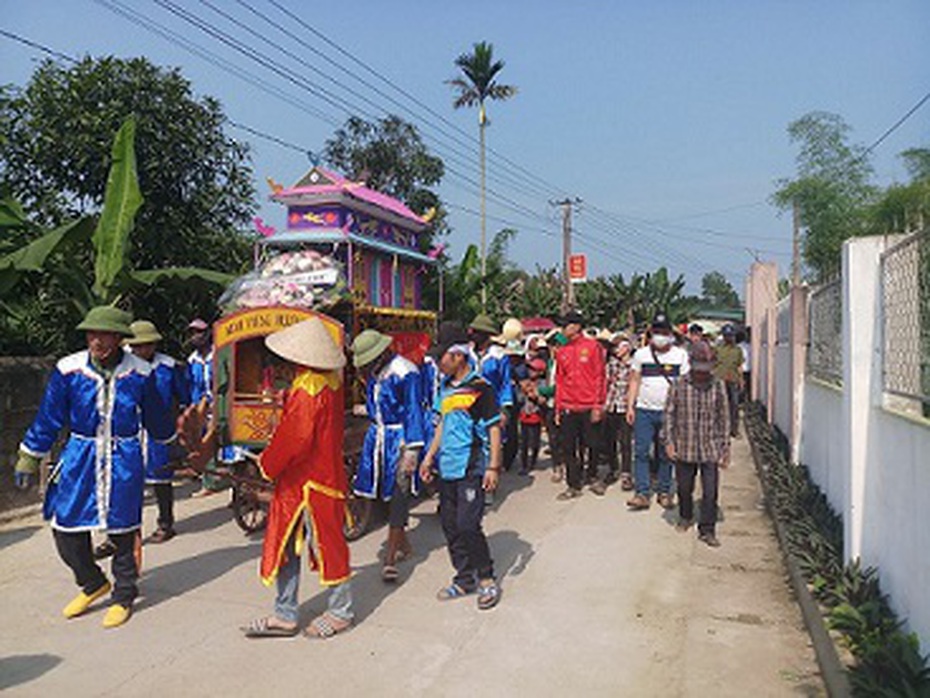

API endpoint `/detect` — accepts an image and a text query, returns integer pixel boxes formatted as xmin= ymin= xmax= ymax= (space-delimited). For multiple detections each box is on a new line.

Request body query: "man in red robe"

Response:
xmin=240 ymin=317 xmax=353 ymax=639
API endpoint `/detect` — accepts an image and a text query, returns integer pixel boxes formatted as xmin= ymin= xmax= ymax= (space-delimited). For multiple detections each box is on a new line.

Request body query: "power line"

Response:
xmin=145 ymin=0 xmax=557 ymax=232
xmin=860 ymin=89 xmax=930 ymax=160
xmin=195 ymin=0 xmax=556 ymax=203
xmin=262 ymin=0 xmax=568 ymax=200
xmin=227 ymin=120 xmax=307 ymax=154
xmin=0 ymin=28 xmax=78 ymax=63
xmin=92 ymin=0 xmax=342 ymax=127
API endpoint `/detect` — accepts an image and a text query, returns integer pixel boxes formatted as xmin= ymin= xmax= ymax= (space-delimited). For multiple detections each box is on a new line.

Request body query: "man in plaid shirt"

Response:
xmin=661 ymin=341 xmax=731 ymax=547
xmin=603 ymin=333 xmax=634 ymax=490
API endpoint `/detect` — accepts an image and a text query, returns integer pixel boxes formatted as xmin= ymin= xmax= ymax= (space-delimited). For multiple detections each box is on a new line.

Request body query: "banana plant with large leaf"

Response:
xmin=0 ymin=115 xmax=234 ymax=314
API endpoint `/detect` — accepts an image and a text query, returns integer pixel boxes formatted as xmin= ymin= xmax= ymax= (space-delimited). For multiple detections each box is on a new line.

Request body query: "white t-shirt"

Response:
xmin=739 ymin=341 xmax=751 ymax=373
xmin=631 ymin=344 xmax=690 ymax=410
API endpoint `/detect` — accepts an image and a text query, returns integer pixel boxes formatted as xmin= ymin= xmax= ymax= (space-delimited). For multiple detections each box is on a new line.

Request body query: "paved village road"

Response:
xmin=0 ymin=434 xmax=824 ymax=697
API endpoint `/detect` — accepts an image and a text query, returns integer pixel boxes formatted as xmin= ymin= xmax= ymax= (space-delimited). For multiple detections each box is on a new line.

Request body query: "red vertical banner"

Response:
xmin=569 ymin=253 xmax=587 ymax=283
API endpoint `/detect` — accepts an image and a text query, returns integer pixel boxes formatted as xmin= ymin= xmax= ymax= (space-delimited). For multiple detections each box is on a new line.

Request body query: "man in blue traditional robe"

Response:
xmin=127 ymin=320 xmax=188 ymax=542
xmin=14 ymin=306 xmax=173 ymax=628
xmin=351 ymin=330 xmax=425 ymax=582
xmin=186 ymin=317 xmax=227 ymax=496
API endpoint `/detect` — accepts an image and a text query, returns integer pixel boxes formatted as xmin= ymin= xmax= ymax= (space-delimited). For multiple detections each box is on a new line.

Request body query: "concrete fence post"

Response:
xmin=841 ymin=236 xmax=891 ymax=562
xmin=789 ymin=285 xmax=809 ymax=464
xmin=747 ymin=262 xmax=779 ymax=404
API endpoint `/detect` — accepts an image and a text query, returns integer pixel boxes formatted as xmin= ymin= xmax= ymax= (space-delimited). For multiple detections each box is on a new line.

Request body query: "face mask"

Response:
xmin=652 ymin=334 xmax=672 ymax=349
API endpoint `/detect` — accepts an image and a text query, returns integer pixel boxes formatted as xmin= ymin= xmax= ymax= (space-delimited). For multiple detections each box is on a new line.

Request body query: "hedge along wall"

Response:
xmin=0 ymin=357 xmax=55 ymax=501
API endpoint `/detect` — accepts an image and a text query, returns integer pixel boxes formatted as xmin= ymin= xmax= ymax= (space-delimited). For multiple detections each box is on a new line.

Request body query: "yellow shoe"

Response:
xmin=102 ymin=604 xmax=132 ymax=629
xmin=62 ymin=581 xmax=112 ymax=619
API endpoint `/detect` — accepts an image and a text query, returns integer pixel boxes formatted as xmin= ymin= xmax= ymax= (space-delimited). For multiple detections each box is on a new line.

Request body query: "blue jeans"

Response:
xmin=274 ymin=531 xmax=354 ymax=624
xmin=633 ymin=408 xmax=672 ymax=497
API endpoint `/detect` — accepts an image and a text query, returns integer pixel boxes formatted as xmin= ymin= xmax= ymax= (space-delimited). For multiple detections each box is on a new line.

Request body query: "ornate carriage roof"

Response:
xmin=272 ymin=166 xmax=427 ymax=231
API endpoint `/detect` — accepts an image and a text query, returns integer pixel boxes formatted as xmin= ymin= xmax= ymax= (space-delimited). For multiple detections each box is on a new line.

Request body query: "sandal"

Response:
xmin=93 ymin=539 xmax=117 ymax=560
xmin=381 ymin=564 xmax=399 ymax=583
xmin=477 ymin=580 xmax=502 ymax=610
xmin=241 ymin=616 xmax=299 ymax=638
xmin=305 ymin=612 xmax=352 ymax=639
xmin=436 ymin=583 xmax=472 ymax=601
xmin=556 ymin=488 xmax=582 ymax=501
xmin=149 ymin=528 xmax=176 ymax=544
xmin=620 ymin=474 xmax=634 ymax=491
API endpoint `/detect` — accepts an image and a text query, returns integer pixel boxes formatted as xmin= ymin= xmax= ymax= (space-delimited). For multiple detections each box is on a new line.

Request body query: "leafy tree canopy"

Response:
xmin=701 ymin=271 xmax=741 ymax=310
xmin=0 ymin=56 xmax=256 ymax=355
xmin=773 ymin=111 xmax=879 ymax=280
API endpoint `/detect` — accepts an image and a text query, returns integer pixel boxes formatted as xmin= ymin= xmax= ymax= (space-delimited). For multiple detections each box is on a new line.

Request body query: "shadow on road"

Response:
xmin=174 ymin=504 xmax=235 ymax=536
xmin=486 ymin=470 xmax=534 ymax=512
xmin=0 ymin=524 xmax=42 ymax=551
xmin=0 ymin=654 xmax=62 ymax=691
xmin=137 ymin=542 xmax=261 ymax=611
xmin=489 ymin=529 xmax=534 ymax=582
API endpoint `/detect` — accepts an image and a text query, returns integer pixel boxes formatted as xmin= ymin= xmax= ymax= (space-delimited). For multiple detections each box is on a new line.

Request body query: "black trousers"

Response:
xmin=502 ymin=405 xmax=520 ymax=471
xmin=561 ymin=409 xmax=601 ymax=490
xmin=519 ymin=422 xmax=542 ymax=472
xmin=154 ymin=483 xmax=174 ymax=530
xmin=439 ymin=474 xmax=494 ymax=590
xmin=53 ymin=529 xmax=138 ymax=606
xmin=725 ymin=381 xmax=740 ymax=436
xmin=544 ymin=412 xmax=563 ymax=468
xmin=388 ymin=468 xmax=411 ymax=529
xmin=602 ymin=411 xmax=632 ymax=475
xmin=675 ymin=462 xmax=720 ymax=535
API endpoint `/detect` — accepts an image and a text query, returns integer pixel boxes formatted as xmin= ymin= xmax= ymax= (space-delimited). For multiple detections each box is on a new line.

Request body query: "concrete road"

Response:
xmin=0 ymin=435 xmax=823 ymax=697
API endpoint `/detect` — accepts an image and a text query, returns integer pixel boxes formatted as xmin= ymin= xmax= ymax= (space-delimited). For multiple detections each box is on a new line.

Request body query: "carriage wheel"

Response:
xmin=232 ymin=462 xmax=269 ymax=534
xmin=344 ymin=493 xmax=372 ymax=541
xmin=343 ymin=454 xmax=371 ymax=541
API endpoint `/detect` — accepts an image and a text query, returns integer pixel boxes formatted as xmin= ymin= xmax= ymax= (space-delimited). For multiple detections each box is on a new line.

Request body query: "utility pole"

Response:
xmin=551 ymin=197 xmax=581 ymax=314
xmin=791 ymin=200 xmax=802 ymax=287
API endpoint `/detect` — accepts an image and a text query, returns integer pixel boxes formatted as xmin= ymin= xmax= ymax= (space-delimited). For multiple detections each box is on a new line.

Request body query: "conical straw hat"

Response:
xmin=265 ymin=317 xmax=346 ymax=370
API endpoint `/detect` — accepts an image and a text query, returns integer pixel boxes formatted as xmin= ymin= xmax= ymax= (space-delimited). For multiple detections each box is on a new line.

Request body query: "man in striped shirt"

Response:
xmin=662 ymin=341 xmax=731 ymax=547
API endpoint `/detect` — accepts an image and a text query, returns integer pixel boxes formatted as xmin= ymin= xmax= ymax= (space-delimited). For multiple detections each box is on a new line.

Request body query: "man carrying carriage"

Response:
xmin=14 ymin=306 xmax=173 ymax=628
xmin=350 ymin=329 xmax=426 ymax=583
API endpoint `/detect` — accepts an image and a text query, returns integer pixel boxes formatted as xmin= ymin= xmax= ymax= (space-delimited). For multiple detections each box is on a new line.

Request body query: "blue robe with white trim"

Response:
xmin=187 ymin=348 xmax=213 ymax=405
xmin=420 ymin=355 xmax=441 ymax=456
xmin=478 ymin=344 xmax=514 ymax=409
xmin=141 ymin=352 xmax=189 ymax=484
xmin=354 ymin=355 xmax=425 ymax=501
xmin=21 ymin=351 xmax=173 ymax=533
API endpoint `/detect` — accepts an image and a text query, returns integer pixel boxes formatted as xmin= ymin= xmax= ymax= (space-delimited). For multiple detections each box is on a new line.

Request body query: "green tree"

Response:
xmin=442 ymin=228 xmax=520 ymax=323
xmin=447 ymin=41 xmax=518 ymax=309
xmin=701 ymin=271 xmax=741 ymax=309
xmin=0 ymin=56 xmax=254 ymax=354
xmin=773 ymin=111 xmax=878 ymax=280
xmin=868 ymin=147 xmax=930 ymax=234
xmin=1 ymin=117 xmax=233 ymax=356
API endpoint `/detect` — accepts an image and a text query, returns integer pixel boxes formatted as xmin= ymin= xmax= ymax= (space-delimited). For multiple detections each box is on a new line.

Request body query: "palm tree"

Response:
xmin=448 ymin=41 xmax=518 ymax=309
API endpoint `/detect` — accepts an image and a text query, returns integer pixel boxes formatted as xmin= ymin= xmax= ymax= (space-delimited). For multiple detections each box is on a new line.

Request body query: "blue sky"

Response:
xmin=3 ymin=1 xmax=929 ymax=295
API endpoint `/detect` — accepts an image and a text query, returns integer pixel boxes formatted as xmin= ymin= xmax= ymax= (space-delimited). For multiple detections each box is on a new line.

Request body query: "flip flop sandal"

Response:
xmin=620 ymin=474 xmax=634 ymax=491
xmin=305 ymin=613 xmax=352 ymax=639
xmin=381 ymin=564 xmax=399 ymax=583
xmin=477 ymin=582 xmax=502 ymax=610
xmin=241 ymin=617 xmax=299 ymax=638
xmin=436 ymin=583 xmax=472 ymax=601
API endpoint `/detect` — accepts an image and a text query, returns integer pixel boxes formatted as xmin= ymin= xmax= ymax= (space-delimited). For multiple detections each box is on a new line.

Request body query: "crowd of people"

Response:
xmin=13 ymin=304 xmax=749 ymax=637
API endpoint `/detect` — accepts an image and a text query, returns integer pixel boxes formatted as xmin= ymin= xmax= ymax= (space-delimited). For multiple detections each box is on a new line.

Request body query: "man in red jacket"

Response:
xmin=554 ymin=310 xmax=607 ymax=499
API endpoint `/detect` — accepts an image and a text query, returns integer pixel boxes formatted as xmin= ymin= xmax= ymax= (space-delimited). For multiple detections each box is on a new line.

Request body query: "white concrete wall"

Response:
xmin=863 ymin=407 xmax=930 ymax=646
xmin=799 ymin=379 xmax=846 ymax=514
xmin=771 ymin=299 xmax=792 ymax=437
xmin=767 ymin=235 xmax=930 ymax=651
